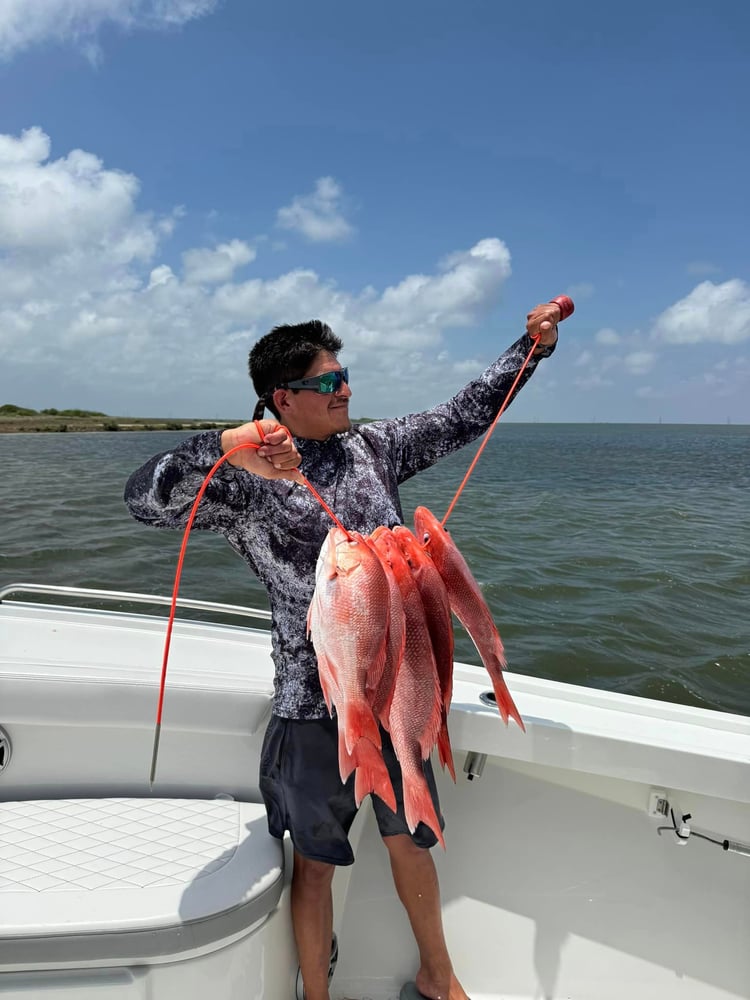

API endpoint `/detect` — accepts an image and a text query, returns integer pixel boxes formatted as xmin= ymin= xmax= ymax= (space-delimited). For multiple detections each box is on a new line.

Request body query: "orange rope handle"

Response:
xmin=253 ymin=420 xmax=351 ymax=537
xmin=441 ymin=334 xmax=541 ymax=527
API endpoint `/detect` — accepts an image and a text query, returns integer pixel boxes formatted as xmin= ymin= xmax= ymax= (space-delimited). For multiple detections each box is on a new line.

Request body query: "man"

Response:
xmin=124 ymin=300 xmax=564 ymax=1000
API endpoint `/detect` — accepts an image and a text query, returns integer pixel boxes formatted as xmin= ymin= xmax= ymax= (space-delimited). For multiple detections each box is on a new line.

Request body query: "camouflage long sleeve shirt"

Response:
xmin=124 ymin=334 xmax=550 ymax=719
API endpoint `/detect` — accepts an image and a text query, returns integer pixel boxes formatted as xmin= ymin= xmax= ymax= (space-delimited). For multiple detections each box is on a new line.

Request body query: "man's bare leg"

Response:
xmin=384 ymin=834 xmax=469 ymax=1000
xmin=291 ymin=850 xmax=335 ymax=1000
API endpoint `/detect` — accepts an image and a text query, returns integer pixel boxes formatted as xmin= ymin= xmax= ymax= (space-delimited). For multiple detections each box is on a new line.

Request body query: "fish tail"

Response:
xmin=402 ymin=766 xmax=446 ymax=850
xmin=437 ymin=713 xmax=456 ymax=782
xmin=352 ymin=738 xmax=396 ymax=812
xmin=487 ymin=661 xmax=526 ymax=732
xmin=340 ymin=699 xmax=382 ymax=753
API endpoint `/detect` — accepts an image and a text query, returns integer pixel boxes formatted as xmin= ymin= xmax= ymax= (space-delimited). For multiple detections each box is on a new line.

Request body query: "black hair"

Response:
xmin=249 ymin=320 xmax=343 ymax=420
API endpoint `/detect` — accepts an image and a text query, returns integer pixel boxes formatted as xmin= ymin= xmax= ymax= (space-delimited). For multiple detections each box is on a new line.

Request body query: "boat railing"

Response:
xmin=0 ymin=582 xmax=272 ymax=624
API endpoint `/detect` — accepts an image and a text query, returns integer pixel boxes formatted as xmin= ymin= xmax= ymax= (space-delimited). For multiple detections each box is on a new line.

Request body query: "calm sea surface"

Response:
xmin=1 ymin=424 xmax=748 ymax=716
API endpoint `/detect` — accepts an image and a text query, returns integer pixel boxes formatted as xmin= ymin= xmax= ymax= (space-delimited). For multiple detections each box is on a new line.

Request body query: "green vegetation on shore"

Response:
xmin=0 ymin=403 xmax=232 ymax=434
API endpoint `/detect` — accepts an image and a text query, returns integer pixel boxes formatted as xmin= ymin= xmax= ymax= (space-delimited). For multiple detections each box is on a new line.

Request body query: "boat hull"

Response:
xmin=1 ymin=591 xmax=748 ymax=999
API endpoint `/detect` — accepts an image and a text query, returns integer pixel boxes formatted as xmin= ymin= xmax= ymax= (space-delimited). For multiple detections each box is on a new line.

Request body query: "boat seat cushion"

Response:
xmin=0 ymin=797 xmax=284 ymax=967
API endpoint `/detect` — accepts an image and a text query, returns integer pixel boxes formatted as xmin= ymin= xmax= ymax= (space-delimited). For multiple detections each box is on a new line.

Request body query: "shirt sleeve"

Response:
xmin=123 ymin=429 xmax=260 ymax=532
xmin=360 ymin=334 xmax=550 ymax=483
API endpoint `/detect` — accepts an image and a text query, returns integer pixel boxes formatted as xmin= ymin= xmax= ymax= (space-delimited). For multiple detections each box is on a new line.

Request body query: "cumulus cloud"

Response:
xmin=652 ymin=280 xmax=750 ymax=345
xmin=0 ymin=128 xmax=513 ymax=417
xmin=0 ymin=0 xmax=219 ymax=60
xmin=0 ymin=127 xmax=157 ymax=259
xmin=182 ymin=240 xmax=255 ymax=284
xmin=276 ymin=177 xmax=355 ymax=243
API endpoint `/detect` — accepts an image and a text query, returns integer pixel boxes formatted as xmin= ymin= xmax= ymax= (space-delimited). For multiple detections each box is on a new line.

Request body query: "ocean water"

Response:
xmin=1 ymin=424 xmax=748 ymax=716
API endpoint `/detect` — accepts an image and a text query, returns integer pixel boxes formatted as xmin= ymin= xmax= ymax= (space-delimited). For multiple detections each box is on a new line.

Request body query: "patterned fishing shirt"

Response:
xmin=124 ymin=333 xmax=551 ymax=719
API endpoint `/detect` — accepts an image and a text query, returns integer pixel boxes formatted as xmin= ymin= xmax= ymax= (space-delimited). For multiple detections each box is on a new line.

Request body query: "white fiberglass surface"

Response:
xmin=331 ymin=752 xmax=750 ymax=1000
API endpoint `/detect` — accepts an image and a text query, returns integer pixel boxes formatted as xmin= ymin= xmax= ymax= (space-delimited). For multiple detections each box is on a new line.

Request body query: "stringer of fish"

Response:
xmin=308 ymin=506 xmax=526 ymax=850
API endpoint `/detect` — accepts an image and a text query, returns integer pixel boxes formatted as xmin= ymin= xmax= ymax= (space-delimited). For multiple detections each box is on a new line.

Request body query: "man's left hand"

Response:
xmin=526 ymin=302 xmax=561 ymax=353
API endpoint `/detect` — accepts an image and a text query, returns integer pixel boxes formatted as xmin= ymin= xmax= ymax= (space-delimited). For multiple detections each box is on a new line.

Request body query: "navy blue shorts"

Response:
xmin=259 ymin=714 xmax=444 ymax=865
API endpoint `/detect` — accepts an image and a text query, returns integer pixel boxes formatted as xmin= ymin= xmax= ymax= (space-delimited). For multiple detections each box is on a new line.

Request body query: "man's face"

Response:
xmin=273 ymin=350 xmax=352 ymax=441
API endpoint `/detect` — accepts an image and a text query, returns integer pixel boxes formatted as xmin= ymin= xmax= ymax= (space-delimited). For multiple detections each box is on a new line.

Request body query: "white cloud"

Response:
xmin=0 ymin=127 xmax=156 ymax=259
xmin=0 ymin=0 xmax=219 ymax=60
xmin=276 ymin=176 xmax=355 ymax=243
xmin=652 ymin=280 xmax=750 ymax=345
xmin=147 ymin=264 xmax=175 ymax=289
xmin=182 ymin=240 xmax=255 ymax=284
xmin=0 ymin=128 xmax=514 ymax=417
xmin=623 ymin=351 xmax=657 ymax=375
xmin=369 ymin=238 xmax=511 ymax=329
xmin=595 ymin=327 xmax=620 ymax=345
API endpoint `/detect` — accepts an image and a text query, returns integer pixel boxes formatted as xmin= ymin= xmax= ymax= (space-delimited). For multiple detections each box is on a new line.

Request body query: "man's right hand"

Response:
xmin=221 ymin=420 xmax=303 ymax=482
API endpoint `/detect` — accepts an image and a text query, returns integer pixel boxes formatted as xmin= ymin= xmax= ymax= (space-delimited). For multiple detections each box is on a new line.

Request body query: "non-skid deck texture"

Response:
xmin=0 ymin=797 xmax=284 ymax=966
xmin=0 ymin=798 xmax=240 ymax=892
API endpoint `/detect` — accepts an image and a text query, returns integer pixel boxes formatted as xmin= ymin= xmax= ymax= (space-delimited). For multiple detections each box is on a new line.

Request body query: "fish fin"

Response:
xmin=437 ymin=712 xmax=456 ymax=782
xmin=365 ymin=632 xmax=389 ymax=704
xmin=373 ymin=665 xmax=397 ymax=730
xmin=337 ymin=726 xmax=357 ymax=783
xmin=486 ymin=662 xmax=526 ymax=732
xmin=340 ymin=699 xmax=382 ymax=754
xmin=418 ymin=658 xmax=444 ymax=761
xmin=402 ymin=765 xmax=445 ymax=850
xmin=352 ymin=737 xmax=396 ymax=812
xmin=371 ymin=623 xmax=404 ymax=728
xmin=316 ymin=652 xmax=339 ymax=718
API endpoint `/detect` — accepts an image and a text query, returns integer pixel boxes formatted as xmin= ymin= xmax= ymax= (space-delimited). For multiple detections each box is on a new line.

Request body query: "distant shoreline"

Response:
xmin=0 ymin=416 xmax=234 ymax=434
xmin=1 ymin=416 xmax=745 ymax=434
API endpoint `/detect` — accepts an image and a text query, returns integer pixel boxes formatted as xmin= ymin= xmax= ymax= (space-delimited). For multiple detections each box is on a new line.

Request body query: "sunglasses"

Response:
xmin=282 ymin=368 xmax=349 ymax=394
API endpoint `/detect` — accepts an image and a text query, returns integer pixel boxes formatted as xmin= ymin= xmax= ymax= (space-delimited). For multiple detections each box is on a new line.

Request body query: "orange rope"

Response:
xmin=151 ymin=325 xmax=556 ymax=780
xmin=150 ymin=436 xmax=351 ymax=786
xmin=441 ymin=334 xmax=541 ymax=527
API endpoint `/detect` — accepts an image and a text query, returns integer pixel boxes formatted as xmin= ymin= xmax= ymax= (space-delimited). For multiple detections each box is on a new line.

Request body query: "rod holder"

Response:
xmin=463 ymin=751 xmax=487 ymax=781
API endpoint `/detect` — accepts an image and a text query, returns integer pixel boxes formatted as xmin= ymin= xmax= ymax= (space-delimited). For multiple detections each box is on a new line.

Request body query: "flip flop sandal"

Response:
xmin=400 ymin=983 xmax=471 ymax=1000
xmin=399 ymin=984 xmax=429 ymax=1000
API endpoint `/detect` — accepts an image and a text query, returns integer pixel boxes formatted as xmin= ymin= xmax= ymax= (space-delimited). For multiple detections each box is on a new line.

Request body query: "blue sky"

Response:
xmin=1 ymin=1 xmax=748 ymax=423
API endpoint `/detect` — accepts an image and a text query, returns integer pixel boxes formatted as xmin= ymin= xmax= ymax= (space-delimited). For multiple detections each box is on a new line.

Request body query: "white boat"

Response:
xmin=1 ymin=582 xmax=748 ymax=1000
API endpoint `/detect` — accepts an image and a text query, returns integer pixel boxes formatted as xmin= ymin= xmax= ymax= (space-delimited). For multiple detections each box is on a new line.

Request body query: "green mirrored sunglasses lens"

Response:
xmin=316 ymin=369 xmax=348 ymax=393
xmin=318 ymin=372 xmax=339 ymax=393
